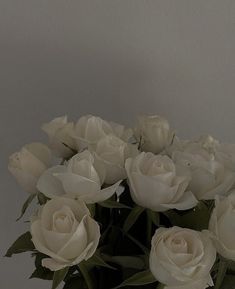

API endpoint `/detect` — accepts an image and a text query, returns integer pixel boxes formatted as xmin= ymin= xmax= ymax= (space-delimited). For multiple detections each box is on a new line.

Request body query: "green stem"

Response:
xmin=214 ymin=258 xmax=228 ymax=289
xmin=78 ymin=262 xmax=94 ymax=289
xmin=146 ymin=210 xmax=152 ymax=247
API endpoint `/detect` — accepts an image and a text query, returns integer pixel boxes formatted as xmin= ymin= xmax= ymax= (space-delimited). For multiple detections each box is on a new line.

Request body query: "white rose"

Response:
xmin=150 ymin=227 xmax=216 ymax=289
xmin=215 ymin=143 xmax=235 ymax=172
xmin=135 ymin=115 xmax=174 ymax=154
xmin=37 ymin=150 xmax=122 ymax=203
xmin=31 ymin=197 xmax=100 ymax=271
xmin=208 ymin=192 xmax=235 ymax=261
xmin=93 ymin=135 xmax=139 ymax=184
xmin=172 ymin=142 xmax=235 ymax=200
xmin=125 ymin=152 xmax=197 ymax=212
xmin=42 ymin=116 xmax=76 ymax=158
xmin=74 ymin=115 xmax=132 ymax=149
xmin=8 ymin=142 xmax=51 ymax=194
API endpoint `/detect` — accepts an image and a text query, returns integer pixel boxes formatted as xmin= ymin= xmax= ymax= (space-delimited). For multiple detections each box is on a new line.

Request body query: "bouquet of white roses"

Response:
xmin=6 ymin=114 xmax=235 ymax=289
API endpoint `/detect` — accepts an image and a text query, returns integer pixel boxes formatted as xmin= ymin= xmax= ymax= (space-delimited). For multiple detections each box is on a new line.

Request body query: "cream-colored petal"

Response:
xmin=42 ymin=258 xmax=68 ymax=271
xmin=198 ymin=171 xmax=235 ymax=200
xmin=37 ymin=165 xmax=67 ymax=198
xmin=8 ymin=166 xmax=38 ymax=194
xmin=87 ymin=180 xmax=122 ymax=204
xmin=94 ymin=154 xmax=126 ymax=184
xmin=83 ymin=215 xmax=100 ymax=260
xmin=161 ymin=191 xmax=198 ymax=211
xmin=128 ymin=173 xmax=175 ymax=211
xmin=25 ymin=142 xmax=51 ymax=167
xmin=31 ymin=220 xmax=68 ymax=263
xmin=164 ymin=278 xmax=210 ymax=289
xmin=42 ymin=227 xmax=72 ymax=253
xmin=57 ymin=216 xmax=88 ymax=259
xmin=20 ymin=149 xmax=47 ymax=176
xmin=55 ymin=173 xmax=100 ymax=198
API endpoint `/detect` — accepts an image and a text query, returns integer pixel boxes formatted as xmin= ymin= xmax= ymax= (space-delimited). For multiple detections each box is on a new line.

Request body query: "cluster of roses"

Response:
xmin=7 ymin=114 xmax=235 ymax=289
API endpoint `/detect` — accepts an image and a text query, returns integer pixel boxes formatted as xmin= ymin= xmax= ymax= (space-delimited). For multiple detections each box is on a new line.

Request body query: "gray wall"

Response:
xmin=1 ymin=1 xmax=235 ymax=288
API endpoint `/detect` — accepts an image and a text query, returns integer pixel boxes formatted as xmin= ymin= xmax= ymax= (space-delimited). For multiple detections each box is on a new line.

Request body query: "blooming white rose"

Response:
xmin=135 ymin=115 xmax=174 ymax=154
xmin=172 ymin=142 xmax=235 ymax=200
xmin=208 ymin=192 xmax=235 ymax=261
xmin=125 ymin=152 xmax=197 ymax=212
xmin=37 ymin=150 xmax=122 ymax=203
xmin=93 ymin=135 xmax=139 ymax=184
xmin=74 ymin=115 xmax=132 ymax=149
xmin=150 ymin=227 xmax=216 ymax=289
xmin=8 ymin=142 xmax=51 ymax=194
xmin=42 ymin=116 xmax=76 ymax=158
xmin=31 ymin=197 xmax=100 ymax=271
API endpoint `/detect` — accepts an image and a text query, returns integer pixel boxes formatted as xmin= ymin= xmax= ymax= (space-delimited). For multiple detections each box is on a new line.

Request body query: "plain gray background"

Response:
xmin=1 ymin=1 xmax=235 ymax=288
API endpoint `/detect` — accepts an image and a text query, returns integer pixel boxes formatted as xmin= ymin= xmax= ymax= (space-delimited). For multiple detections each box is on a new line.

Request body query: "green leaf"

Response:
xmin=220 ymin=275 xmax=235 ymax=289
xmin=86 ymin=252 xmax=116 ymax=270
xmin=30 ymin=253 xmax=53 ymax=280
xmin=123 ymin=206 xmax=145 ymax=232
xmin=37 ymin=192 xmax=50 ymax=205
xmin=30 ymin=267 xmax=53 ymax=280
xmin=113 ymin=270 xmax=156 ymax=288
xmin=52 ymin=267 xmax=69 ymax=289
xmin=99 ymin=200 xmax=131 ymax=209
xmin=5 ymin=231 xmax=34 ymax=257
xmin=78 ymin=262 xmax=95 ymax=289
xmin=16 ymin=193 xmax=36 ymax=221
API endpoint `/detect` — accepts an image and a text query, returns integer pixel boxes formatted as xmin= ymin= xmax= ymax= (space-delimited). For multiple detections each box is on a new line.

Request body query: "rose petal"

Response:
xmin=58 ymin=215 xmax=88 ymax=259
xmin=37 ymin=165 xmax=67 ymax=198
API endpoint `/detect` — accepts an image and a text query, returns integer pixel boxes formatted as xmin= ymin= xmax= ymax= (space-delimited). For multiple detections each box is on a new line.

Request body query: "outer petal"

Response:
xmin=128 ymin=172 xmax=176 ymax=211
xmin=8 ymin=166 xmax=38 ymax=194
xmin=197 ymin=171 xmax=235 ymax=200
xmin=208 ymin=232 xmax=235 ymax=261
xmin=31 ymin=220 xmax=68 ymax=264
xmin=36 ymin=165 xmax=67 ymax=198
xmin=85 ymin=180 xmax=122 ymax=204
xmin=165 ymin=278 xmax=210 ymax=289
xmin=94 ymin=153 xmax=126 ymax=184
xmin=20 ymin=149 xmax=47 ymax=176
xmin=57 ymin=215 xmax=88 ymax=259
xmin=25 ymin=142 xmax=52 ymax=167
xmin=55 ymin=173 xmax=100 ymax=198
xmin=42 ymin=258 xmax=68 ymax=271
xmin=161 ymin=191 xmax=198 ymax=211
xmin=83 ymin=215 xmax=100 ymax=260
xmin=65 ymin=215 xmax=100 ymax=266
